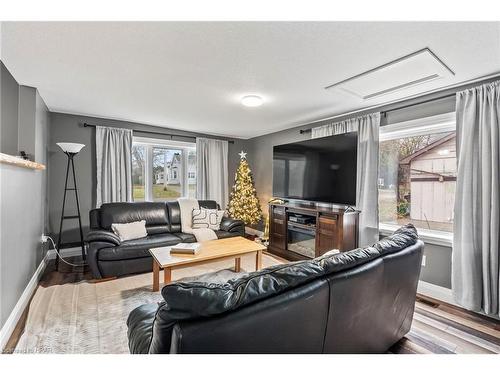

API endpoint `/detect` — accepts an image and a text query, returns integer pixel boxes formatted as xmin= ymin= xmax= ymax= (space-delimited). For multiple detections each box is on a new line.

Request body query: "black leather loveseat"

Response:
xmin=127 ymin=224 xmax=424 ymax=354
xmin=86 ymin=200 xmax=244 ymax=279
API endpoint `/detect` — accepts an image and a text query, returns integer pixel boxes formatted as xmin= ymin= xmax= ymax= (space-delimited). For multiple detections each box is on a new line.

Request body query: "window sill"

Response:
xmin=379 ymin=223 xmax=453 ymax=247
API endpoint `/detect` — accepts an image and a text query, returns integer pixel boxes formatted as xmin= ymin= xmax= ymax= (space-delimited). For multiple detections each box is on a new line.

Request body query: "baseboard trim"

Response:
xmin=0 ymin=246 xmax=82 ymax=351
xmin=0 ymin=252 xmax=49 ymax=351
xmin=0 ymin=247 xmax=82 ymax=352
xmin=417 ymin=280 xmax=457 ymax=306
xmin=46 ymin=247 xmax=82 ymax=260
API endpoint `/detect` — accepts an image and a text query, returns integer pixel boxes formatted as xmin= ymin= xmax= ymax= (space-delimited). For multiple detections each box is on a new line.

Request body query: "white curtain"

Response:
xmin=453 ymin=81 xmax=500 ymax=316
xmin=196 ymin=137 xmax=229 ymax=209
xmin=312 ymin=113 xmax=380 ymax=246
xmin=96 ymin=126 xmax=133 ymax=207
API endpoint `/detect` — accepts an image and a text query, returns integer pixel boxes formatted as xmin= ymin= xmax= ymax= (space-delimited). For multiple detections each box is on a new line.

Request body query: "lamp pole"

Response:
xmin=55 ymin=143 xmax=86 ymax=271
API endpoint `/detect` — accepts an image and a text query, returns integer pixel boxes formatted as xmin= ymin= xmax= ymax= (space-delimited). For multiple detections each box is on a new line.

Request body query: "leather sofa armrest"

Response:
xmin=220 ymin=217 xmax=245 ymax=234
xmin=86 ymin=230 xmax=121 ymax=246
xmin=127 ymin=303 xmax=159 ymax=354
xmin=127 ymin=302 xmax=178 ymax=354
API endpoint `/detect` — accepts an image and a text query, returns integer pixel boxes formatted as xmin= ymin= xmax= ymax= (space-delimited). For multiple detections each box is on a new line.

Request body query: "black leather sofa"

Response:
xmin=127 ymin=224 xmax=424 ymax=354
xmin=86 ymin=200 xmax=244 ymax=279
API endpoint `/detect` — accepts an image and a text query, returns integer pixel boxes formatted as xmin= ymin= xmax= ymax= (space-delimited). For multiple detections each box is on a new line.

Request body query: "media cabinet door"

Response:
xmin=316 ymin=214 xmax=339 ymax=256
xmin=269 ymin=206 xmax=286 ymax=251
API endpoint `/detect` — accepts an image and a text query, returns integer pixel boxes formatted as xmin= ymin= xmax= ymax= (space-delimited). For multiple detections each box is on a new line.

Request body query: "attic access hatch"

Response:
xmin=325 ymin=48 xmax=455 ymax=100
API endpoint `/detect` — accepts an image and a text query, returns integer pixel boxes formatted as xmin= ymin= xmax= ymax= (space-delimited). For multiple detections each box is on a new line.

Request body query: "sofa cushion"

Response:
xmin=214 ymin=230 xmax=240 ymax=239
xmin=374 ymin=223 xmax=419 ymax=255
xmin=166 ymin=201 xmax=182 ymax=233
xmin=98 ymin=233 xmax=181 ymax=261
xmin=147 ymin=225 xmax=170 ymax=235
xmin=172 ymin=232 xmax=197 ymax=243
xmin=100 ymin=202 xmax=169 ymax=231
xmin=219 ymin=217 xmax=244 ymax=232
xmin=177 ymin=269 xmax=244 ymax=284
xmin=316 ymin=246 xmax=381 ymax=274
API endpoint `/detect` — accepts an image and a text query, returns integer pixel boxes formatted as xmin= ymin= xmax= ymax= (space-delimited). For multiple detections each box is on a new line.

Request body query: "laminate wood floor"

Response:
xmin=389 ymin=296 xmax=500 ymax=354
xmin=4 ymin=255 xmax=500 ymax=354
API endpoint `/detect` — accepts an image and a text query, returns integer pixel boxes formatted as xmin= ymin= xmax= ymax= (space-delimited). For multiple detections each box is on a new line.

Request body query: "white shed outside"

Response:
xmin=400 ymin=134 xmax=456 ymax=228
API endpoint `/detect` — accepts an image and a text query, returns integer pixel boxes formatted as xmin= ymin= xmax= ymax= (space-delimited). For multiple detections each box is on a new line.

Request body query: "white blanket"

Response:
xmin=177 ymin=198 xmax=218 ymax=242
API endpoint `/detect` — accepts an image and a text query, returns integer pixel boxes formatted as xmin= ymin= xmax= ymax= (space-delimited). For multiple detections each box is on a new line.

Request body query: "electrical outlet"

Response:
xmin=421 ymin=255 xmax=426 ymax=267
xmin=41 ymin=234 xmax=49 ymax=243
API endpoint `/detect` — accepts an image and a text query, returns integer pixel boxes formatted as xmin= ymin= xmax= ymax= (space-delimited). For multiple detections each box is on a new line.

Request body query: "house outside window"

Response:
xmin=378 ymin=112 xmax=456 ymax=244
xmin=131 ymin=137 xmax=197 ymax=201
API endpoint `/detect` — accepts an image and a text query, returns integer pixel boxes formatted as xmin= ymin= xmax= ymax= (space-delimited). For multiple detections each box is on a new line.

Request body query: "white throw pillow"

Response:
xmin=192 ymin=208 xmax=225 ymax=230
xmin=111 ymin=220 xmax=148 ymax=241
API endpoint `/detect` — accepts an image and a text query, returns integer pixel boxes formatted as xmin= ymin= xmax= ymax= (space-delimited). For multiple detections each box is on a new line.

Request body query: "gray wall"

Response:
xmin=48 ymin=112 xmax=249 ymax=242
xmin=0 ymin=64 xmax=50 ymax=329
xmin=419 ymin=243 xmax=452 ymax=289
xmin=17 ymin=86 xmax=37 ymax=158
xmin=0 ymin=62 xmax=19 ymax=155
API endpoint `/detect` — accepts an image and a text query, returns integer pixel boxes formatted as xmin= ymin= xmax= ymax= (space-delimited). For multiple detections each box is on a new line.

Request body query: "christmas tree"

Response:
xmin=227 ymin=151 xmax=263 ymax=225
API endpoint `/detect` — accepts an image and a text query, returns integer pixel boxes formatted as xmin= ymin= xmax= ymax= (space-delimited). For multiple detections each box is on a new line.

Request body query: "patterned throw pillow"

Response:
xmin=192 ymin=208 xmax=225 ymax=230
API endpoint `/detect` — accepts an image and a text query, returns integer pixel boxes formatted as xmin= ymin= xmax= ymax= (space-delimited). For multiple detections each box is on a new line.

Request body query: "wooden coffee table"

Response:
xmin=149 ymin=236 xmax=266 ymax=292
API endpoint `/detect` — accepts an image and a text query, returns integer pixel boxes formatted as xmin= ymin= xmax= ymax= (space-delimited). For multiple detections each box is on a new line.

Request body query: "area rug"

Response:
xmin=15 ymin=253 xmax=283 ymax=354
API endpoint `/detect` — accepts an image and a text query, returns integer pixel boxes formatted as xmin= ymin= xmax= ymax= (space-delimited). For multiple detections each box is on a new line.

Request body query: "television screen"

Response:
xmin=272 ymin=132 xmax=358 ymax=205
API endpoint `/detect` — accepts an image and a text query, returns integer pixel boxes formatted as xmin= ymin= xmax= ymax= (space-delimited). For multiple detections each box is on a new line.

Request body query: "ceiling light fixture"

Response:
xmin=241 ymin=95 xmax=263 ymax=107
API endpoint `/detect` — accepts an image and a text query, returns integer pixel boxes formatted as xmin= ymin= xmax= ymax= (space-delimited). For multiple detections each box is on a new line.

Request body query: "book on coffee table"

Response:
xmin=169 ymin=242 xmax=201 ymax=255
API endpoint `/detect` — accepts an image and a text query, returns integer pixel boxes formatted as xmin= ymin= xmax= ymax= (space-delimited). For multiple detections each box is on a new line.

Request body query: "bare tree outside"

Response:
xmin=132 ymin=145 xmax=146 ymax=200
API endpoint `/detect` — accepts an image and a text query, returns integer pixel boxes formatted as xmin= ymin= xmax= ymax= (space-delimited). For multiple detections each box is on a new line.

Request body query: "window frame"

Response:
xmin=132 ymin=136 xmax=196 ymax=201
xmin=378 ymin=111 xmax=456 ymax=246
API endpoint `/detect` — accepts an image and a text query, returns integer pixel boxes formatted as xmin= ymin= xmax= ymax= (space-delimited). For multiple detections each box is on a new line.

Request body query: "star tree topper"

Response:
xmin=238 ymin=150 xmax=247 ymax=159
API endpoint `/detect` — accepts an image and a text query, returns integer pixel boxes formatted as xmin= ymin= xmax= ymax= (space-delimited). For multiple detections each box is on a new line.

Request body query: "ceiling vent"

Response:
xmin=325 ymin=48 xmax=455 ymax=100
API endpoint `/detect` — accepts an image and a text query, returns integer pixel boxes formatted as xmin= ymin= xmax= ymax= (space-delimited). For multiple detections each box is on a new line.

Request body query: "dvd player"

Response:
xmin=288 ymin=214 xmax=315 ymax=225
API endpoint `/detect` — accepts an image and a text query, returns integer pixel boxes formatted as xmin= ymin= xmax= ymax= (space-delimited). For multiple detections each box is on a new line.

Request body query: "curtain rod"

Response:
xmin=82 ymin=123 xmax=234 ymax=144
xmin=299 ymin=92 xmax=457 ymax=134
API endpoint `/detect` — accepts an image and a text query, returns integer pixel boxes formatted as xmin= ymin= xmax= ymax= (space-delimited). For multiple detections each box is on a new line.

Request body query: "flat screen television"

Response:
xmin=272 ymin=132 xmax=358 ymax=205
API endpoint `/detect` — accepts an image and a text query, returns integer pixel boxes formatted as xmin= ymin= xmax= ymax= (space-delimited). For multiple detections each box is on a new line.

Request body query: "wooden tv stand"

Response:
xmin=267 ymin=202 xmax=359 ymax=261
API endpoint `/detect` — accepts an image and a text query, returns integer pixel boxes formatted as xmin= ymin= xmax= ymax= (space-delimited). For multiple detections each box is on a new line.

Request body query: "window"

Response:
xmin=132 ymin=144 xmax=146 ymax=202
xmin=132 ymin=137 xmax=196 ymax=201
xmin=187 ymin=150 xmax=196 ymax=198
xmin=378 ymin=112 xmax=456 ymax=238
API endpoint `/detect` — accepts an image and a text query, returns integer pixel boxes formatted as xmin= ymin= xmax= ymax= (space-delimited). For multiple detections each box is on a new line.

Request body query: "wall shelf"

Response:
xmin=0 ymin=153 xmax=46 ymax=171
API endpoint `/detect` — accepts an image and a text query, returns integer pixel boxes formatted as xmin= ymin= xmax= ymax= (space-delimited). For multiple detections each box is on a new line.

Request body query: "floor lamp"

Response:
xmin=56 ymin=142 xmax=86 ymax=270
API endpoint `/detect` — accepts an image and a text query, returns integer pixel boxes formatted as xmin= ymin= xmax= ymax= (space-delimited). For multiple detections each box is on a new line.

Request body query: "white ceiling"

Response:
xmin=1 ymin=22 xmax=500 ymax=139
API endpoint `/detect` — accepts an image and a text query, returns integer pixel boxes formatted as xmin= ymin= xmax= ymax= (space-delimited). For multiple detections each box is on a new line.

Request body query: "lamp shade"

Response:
xmin=57 ymin=142 xmax=85 ymax=154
